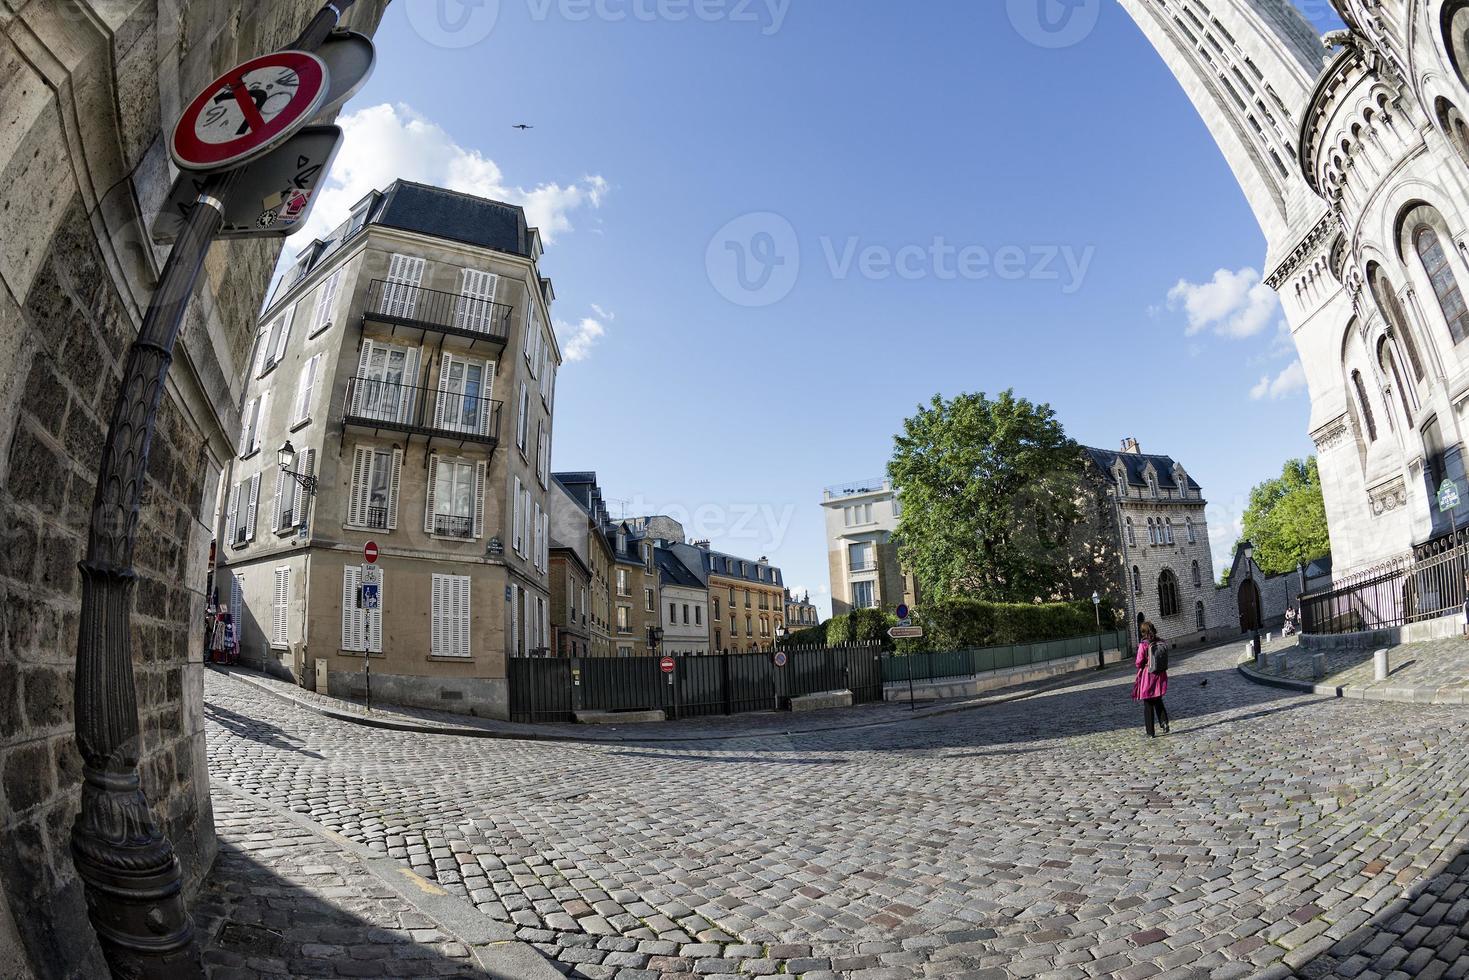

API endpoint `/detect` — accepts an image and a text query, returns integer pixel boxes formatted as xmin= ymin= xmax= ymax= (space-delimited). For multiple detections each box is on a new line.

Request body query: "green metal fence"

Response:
xmin=880 ymin=629 xmax=1128 ymax=683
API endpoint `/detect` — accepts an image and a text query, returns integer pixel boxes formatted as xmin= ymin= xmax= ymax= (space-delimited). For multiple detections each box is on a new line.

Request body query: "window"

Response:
xmin=760 ymin=615 xmax=769 ymax=637
xmin=225 ymin=474 xmax=261 ymax=546
xmin=1115 ymin=468 xmax=1127 ymax=494
xmin=271 ymin=568 xmax=290 ymax=648
xmin=256 ymin=305 xmax=295 ymax=374
xmin=745 ymin=590 xmax=752 ymax=608
xmin=1147 ymin=519 xmax=1157 ymax=545
xmin=1415 ymin=226 xmax=1469 ymax=343
xmin=353 ymin=341 xmax=417 ymax=425
xmin=1195 ymin=601 xmax=1206 ymax=631
xmin=456 ymin=268 xmax=500 ymax=334
xmin=852 ymin=580 xmax=876 ymax=609
xmin=294 ymin=354 xmax=322 ymax=426
xmin=617 ymin=569 xmax=628 ymax=597
xmin=1379 ymin=336 xmax=1414 ymax=422
xmin=347 ymin=447 xmax=401 ymax=530
xmin=848 ymin=541 xmax=874 ymax=572
xmin=1125 ymin=518 xmax=1136 ymax=547
xmin=669 ymin=602 xmax=678 ymax=623
xmin=309 ymin=269 xmax=343 ymax=336
xmin=712 ymin=596 xmax=721 ymax=619
xmin=1351 ymin=370 xmax=1378 ymax=442
xmin=434 ymin=355 xmax=494 ymax=436
xmin=1132 ymin=566 xmax=1142 ymax=595
xmin=517 ymin=382 xmax=530 ymax=451
xmin=645 ymin=588 xmax=655 ymax=612
xmin=1158 ymin=569 xmax=1180 ymax=617
xmin=1185 ymin=518 xmax=1195 ymax=544
xmin=426 ymin=456 xmax=485 ymax=539
xmin=431 ymin=574 xmax=471 ymax=658
xmin=240 ymin=391 xmax=268 ymax=456
xmin=533 ymin=502 xmax=543 ymax=569
xmin=513 ymin=476 xmax=524 ymax=554
xmin=346 ymin=202 xmax=370 ymax=239
xmin=843 ymin=503 xmax=874 ymax=526
xmin=728 ymin=586 xmax=736 ymax=606
xmin=380 ymin=254 xmax=426 ymax=318
xmin=1191 ymin=560 xmax=1201 ymax=588
xmin=682 ymin=604 xmax=690 ymax=625
xmin=341 ymin=566 xmax=383 ymax=653
xmin=643 ymin=543 xmax=652 ymax=571
xmin=1369 ymin=264 xmax=1426 ymax=381
xmin=536 ymin=423 xmax=549 ymax=487
xmin=273 ymin=449 xmax=314 ymax=533
xmin=745 ymin=615 xmax=752 ymax=636
xmin=695 ymin=606 xmax=702 ymax=626
xmin=616 ymin=606 xmax=630 ymax=632
xmin=1164 ymin=520 xmax=1174 ymax=545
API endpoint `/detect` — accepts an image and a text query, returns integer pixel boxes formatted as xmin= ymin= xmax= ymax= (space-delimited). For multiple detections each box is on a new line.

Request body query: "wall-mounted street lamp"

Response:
xmin=277 ymin=440 xmax=319 ymax=496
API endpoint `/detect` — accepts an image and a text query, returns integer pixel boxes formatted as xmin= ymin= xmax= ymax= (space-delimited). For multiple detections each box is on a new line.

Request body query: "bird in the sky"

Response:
xmin=512 ymin=124 xmax=534 ymax=130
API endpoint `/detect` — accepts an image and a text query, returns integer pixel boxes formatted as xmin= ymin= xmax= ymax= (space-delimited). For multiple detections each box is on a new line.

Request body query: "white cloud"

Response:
xmin=297 ymin=102 xmax=606 ymax=245
xmin=1206 ymin=503 xmax=1244 ymax=581
xmin=557 ymin=308 xmax=613 ymax=362
xmin=1249 ymin=360 xmax=1307 ymax=401
xmin=1167 ymin=267 xmax=1279 ymax=339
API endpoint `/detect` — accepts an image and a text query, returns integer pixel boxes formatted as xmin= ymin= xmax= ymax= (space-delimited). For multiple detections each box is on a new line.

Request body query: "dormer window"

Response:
xmin=617 ymin=530 xmax=627 ymax=553
xmin=347 ymin=202 xmax=370 ymax=239
xmin=1114 ymin=467 xmax=1127 ymax=495
xmin=1147 ymin=473 xmax=1159 ymax=498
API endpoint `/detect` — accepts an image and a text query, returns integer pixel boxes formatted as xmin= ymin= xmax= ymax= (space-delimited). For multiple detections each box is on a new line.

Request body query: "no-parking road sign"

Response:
xmin=171 ymin=51 xmax=329 ymax=171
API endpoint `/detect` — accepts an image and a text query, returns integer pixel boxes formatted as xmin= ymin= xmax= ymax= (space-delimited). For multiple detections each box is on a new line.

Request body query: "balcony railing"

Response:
xmin=362 ymin=506 xmax=389 ymax=531
xmin=433 ymin=514 xmax=474 ymax=539
xmin=849 ymin=560 xmax=878 ymax=573
xmin=364 ymin=279 xmax=512 ymax=346
xmin=344 ymin=377 xmax=502 ymax=446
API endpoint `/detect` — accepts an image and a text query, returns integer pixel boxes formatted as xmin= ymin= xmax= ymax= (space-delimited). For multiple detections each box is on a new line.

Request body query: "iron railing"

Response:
xmin=364 ymin=279 xmax=512 ymax=344
xmin=344 ymin=376 xmax=502 ymax=445
xmin=433 ymin=514 xmax=473 ymax=539
xmin=362 ymin=506 xmax=389 ymax=530
xmin=881 ymin=630 xmax=1127 ymax=683
xmin=1301 ymin=534 xmax=1469 ymax=634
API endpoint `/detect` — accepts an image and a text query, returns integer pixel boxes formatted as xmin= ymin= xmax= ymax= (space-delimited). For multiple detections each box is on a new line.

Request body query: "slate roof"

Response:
xmin=1082 ymin=447 xmax=1203 ymax=492
xmin=655 ymin=548 xmax=705 ymax=591
xmin=703 ymin=549 xmax=782 ymax=587
xmin=1304 ymin=555 xmax=1333 ymax=579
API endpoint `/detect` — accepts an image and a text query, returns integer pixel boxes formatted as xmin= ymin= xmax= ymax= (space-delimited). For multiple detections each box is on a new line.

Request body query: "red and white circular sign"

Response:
xmin=170 ymin=51 xmax=329 ymax=171
xmin=660 ymin=657 xmax=675 ymax=674
xmin=364 ymin=541 xmax=379 ymax=564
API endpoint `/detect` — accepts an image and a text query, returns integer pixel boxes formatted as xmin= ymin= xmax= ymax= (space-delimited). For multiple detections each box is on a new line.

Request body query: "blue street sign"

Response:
xmin=896 ymin=603 xmax=909 ymax=620
xmin=361 ymin=584 xmax=380 ymax=610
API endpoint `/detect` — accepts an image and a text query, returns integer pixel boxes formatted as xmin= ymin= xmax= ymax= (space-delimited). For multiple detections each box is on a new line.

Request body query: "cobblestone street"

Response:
xmin=204 ymin=643 xmax=1469 ymax=979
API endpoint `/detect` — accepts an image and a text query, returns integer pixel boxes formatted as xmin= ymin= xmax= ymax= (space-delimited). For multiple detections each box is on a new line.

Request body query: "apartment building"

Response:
xmin=549 ymin=472 xmax=614 ymax=657
xmin=784 ymin=589 xmax=820 ymax=633
xmin=821 ymin=478 xmax=918 ymax=616
xmin=218 ymin=180 xmax=560 ymax=718
xmin=701 ymin=546 xmax=785 ymax=653
xmin=656 ymin=547 xmax=710 ymax=656
xmin=548 ymin=543 xmax=592 ymax=658
xmin=609 ymin=521 xmax=661 ymax=657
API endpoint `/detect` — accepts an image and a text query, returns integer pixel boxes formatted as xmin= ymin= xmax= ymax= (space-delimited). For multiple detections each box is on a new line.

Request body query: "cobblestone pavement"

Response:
xmin=196 ymin=789 xmax=484 ymax=978
xmin=1249 ymin=634 xmax=1469 ymax=703
xmin=205 ymin=642 xmax=1469 ymax=979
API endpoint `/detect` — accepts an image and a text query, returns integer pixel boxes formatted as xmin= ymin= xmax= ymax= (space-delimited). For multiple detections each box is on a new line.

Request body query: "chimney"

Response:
xmin=758 ymin=556 xmax=769 ymax=565
xmin=1120 ymin=437 xmax=1141 ymax=455
xmin=693 ymin=539 xmax=711 ymax=551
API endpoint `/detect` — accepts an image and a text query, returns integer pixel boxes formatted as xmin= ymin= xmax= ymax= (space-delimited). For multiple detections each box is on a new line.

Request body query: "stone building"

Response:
xmin=549 ymin=542 xmax=593 ymax=658
xmin=1116 ymin=0 xmax=1469 ymax=581
xmin=0 ymin=2 xmax=387 ymax=975
xmin=784 ymin=588 xmax=821 ymax=633
xmin=820 ymin=478 xmax=918 ymax=616
xmin=549 ymin=472 xmax=614 ymax=657
xmin=701 ymin=546 xmax=786 ymax=653
xmin=656 ymin=546 xmax=710 ymax=656
xmin=219 ymin=181 xmax=561 ymax=717
xmin=608 ymin=521 xmax=660 ymax=657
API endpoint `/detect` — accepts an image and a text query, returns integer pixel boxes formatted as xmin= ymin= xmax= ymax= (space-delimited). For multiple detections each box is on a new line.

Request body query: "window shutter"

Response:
xmin=385 ymin=254 xmax=426 ymax=318
xmin=431 ymin=575 xmax=446 ymax=656
xmin=434 ymin=354 xmax=453 ymax=430
xmin=245 ymin=474 xmax=261 ymax=541
xmin=509 ymin=585 xmax=519 ymax=657
xmin=387 ymin=448 xmax=403 ymax=530
xmin=270 ymin=304 xmax=295 ymax=365
xmin=251 ymin=391 xmax=269 ymax=454
xmin=513 ymin=477 xmax=522 ymax=553
xmin=229 ymin=575 xmax=243 ymax=627
xmin=342 ymin=566 xmax=361 ymax=651
xmin=366 ymin=568 xmax=383 ymax=654
xmin=348 ymin=447 xmax=370 ymax=527
xmin=295 ymin=354 xmax=320 ymax=424
xmin=311 ymin=270 xmax=342 ymax=335
xmin=254 ymin=325 xmax=274 ymax=375
xmin=473 ymin=461 xmax=487 ymax=539
xmin=533 ymin=502 xmax=542 ymax=569
xmin=272 ymin=568 xmax=290 ymax=646
xmin=400 ymin=347 xmax=420 ymax=423
xmin=517 ymin=383 xmax=528 ymax=448
xmin=456 ymin=577 xmax=471 ymax=657
xmin=424 ymin=455 xmax=440 ymax=534
xmin=271 ymin=471 xmax=285 ymax=533
xmin=239 ymin=398 xmax=256 ymax=455
xmin=479 ymin=359 xmax=495 ymax=434
xmin=542 ymin=513 xmax=549 ymax=571
xmin=225 ymin=483 xmax=240 ymax=543
xmin=293 ymin=450 xmax=314 ymax=530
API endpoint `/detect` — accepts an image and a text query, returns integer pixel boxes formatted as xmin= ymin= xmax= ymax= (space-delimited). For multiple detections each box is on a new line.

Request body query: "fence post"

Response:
xmin=721 ymin=653 xmax=731 ymax=716
xmin=907 ymin=646 xmax=915 ymax=711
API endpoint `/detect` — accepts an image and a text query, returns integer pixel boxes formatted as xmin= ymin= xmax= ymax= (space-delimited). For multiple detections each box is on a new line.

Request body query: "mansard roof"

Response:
xmin=1082 ymin=447 xmax=1202 ymax=492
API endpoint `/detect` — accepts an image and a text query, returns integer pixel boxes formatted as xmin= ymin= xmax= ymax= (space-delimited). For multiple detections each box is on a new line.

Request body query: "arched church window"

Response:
xmin=1413 ymin=226 xmax=1469 ymax=343
xmin=1368 ymin=264 xmax=1425 ymax=382
xmin=1438 ymin=96 xmax=1469 ymax=177
xmin=1147 ymin=519 xmax=1157 ymax=545
xmin=1158 ymin=570 xmax=1180 ymax=618
xmin=1185 ymin=518 xmax=1196 ymax=544
xmin=1351 ymin=369 xmax=1378 ymax=442
xmin=1164 ymin=519 xmax=1174 ymax=545
xmin=1195 ymin=600 xmax=1206 ymax=631
xmin=1378 ymin=336 xmax=1413 ymax=423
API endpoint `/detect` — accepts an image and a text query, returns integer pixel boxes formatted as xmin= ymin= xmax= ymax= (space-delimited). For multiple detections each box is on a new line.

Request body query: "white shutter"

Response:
xmin=295 ymin=354 xmax=321 ymax=424
xmin=310 ymin=270 xmax=342 ymax=335
xmin=386 ymin=448 xmax=403 ymax=530
xmin=272 ymin=567 xmax=290 ymax=647
xmin=473 ymin=461 xmax=487 ymax=539
xmin=399 ymin=347 xmax=420 ymax=424
xmin=348 ymin=447 xmax=371 ymax=527
xmin=245 ymin=474 xmax=261 ymax=542
xmin=292 ymin=450 xmax=314 ymax=530
xmin=523 ymin=489 xmax=532 ymax=558
xmin=385 ymin=254 xmax=426 ymax=318
xmin=225 ymin=483 xmax=240 ymax=544
xmin=229 ymin=575 xmax=243 ymax=628
xmin=434 ymin=355 xmax=453 ymax=430
xmin=425 ymin=455 xmax=440 ymax=535
xmin=271 ymin=471 xmax=285 ymax=533
xmin=342 ymin=566 xmax=361 ymax=651
xmin=352 ymin=342 xmax=373 ymax=417
xmin=510 ymin=586 xmax=520 ymax=657
xmin=479 ymin=359 xmax=496 ymax=435
xmin=541 ymin=513 xmax=549 ymax=571
xmin=431 ymin=574 xmax=447 ymax=656
xmin=239 ymin=398 xmax=257 ymax=455
xmin=254 ymin=325 xmax=274 ymax=375
xmin=270 ymin=304 xmax=295 ymax=365
xmin=251 ymin=391 xmax=269 ymax=454
xmin=458 ymin=269 xmax=499 ymax=333
xmin=517 ymin=382 xmax=528 ymax=448
xmin=533 ymin=502 xmax=542 ymax=570
xmin=455 ymin=577 xmax=471 ymax=657
xmin=513 ymin=477 xmax=523 ymax=553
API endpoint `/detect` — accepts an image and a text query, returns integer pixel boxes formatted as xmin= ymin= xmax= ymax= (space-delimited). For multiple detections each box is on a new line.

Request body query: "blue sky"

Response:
xmin=305 ymin=0 xmax=1343 ymax=616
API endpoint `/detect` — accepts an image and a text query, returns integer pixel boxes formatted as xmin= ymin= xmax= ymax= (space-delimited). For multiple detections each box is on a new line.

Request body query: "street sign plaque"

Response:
xmin=1439 ymin=479 xmax=1461 ymax=512
xmin=171 ymin=50 xmax=330 ymax=171
xmin=889 ymin=626 xmax=924 ymax=639
xmin=152 ymin=126 xmax=344 ymax=243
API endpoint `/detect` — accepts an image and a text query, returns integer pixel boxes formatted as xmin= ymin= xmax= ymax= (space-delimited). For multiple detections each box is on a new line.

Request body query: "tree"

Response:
xmin=888 ymin=390 xmax=1087 ymax=603
xmin=1239 ymin=456 xmax=1331 ymax=575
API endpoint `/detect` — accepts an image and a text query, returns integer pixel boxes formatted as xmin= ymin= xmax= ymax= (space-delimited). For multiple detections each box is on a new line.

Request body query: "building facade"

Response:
xmin=656 ymin=547 xmax=710 ymax=656
xmin=219 ymin=181 xmax=561 ymax=718
xmin=0 ymin=2 xmax=389 ymax=975
xmin=1117 ymin=0 xmax=1469 ymax=581
xmin=701 ymin=546 xmax=786 ymax=653
xmin=784 ymin=589 xmax=821 ymax=633
xmin=821 ymin=478 xmax=918 ymax=617
xmin=549 ymin=472 xmax=615 ymax=657
xmin=549 ymin=544 xmax=593 ymax=658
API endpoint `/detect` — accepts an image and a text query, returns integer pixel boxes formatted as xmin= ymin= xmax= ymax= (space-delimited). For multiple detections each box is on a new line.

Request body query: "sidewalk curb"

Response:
xmin=1236 ymin=661 xmax=1469 ymax=705
xmin=1236 ymin=662 xmax=1342 ymax=698
xmin=211 ymin=657 xmax=1137 ymax=744
xmin=212 ymin=782 xmax=563 ymax=979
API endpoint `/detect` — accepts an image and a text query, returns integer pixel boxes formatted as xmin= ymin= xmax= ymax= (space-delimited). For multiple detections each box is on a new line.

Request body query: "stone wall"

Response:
xmin=0 ymin=1 xmax=385 ymax=976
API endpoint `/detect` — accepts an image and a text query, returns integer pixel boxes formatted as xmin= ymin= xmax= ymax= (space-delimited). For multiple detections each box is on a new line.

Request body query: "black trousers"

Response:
xmin=1143 ymin=697 xmax=1169 ymax=736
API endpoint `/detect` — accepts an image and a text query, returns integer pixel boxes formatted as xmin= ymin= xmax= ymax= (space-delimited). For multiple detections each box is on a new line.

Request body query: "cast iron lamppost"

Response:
xmin=278 ymin=440 xmax=320 ymax=497
xmin=1241 ymin=539 xmax=1260 ymax=659
xmin=70 ymin=5 xmax=356 ymax=976
xmin=1092 ymin=591 xmax=1104 ymax=670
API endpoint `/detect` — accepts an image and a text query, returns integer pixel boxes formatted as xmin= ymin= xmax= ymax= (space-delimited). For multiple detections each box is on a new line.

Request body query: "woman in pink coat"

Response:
xmin=1133 ymin=621 xmax=1169 ymax=737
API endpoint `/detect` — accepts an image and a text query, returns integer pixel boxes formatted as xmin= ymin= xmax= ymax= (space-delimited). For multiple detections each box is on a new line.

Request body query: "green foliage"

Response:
xmin=888 ymin=390 xmax=1086 ymax=603
xmin=784 ymin=621 xmax=828 ymax=646
xmin=1239 ymin=457 xmax=1331 ymax=575
xmin=825 ymin=608 xmax=898 ymax=646
xmin=907 ymin=597 xmax=1117 ymax=651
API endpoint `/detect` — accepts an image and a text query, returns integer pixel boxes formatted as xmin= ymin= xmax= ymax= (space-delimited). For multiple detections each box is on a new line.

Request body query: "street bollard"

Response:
xmin=1374 ymin=648 xmax=1390 ymax=682
xmin=1311 ymin=653 xmax=1327 ymax=680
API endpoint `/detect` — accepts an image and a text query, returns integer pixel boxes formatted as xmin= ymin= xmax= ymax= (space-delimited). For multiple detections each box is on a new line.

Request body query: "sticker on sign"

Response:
xmin=660 ymin=657 xmax=676 ymax=674
xmin=889 ymin=626 xmax=924 ymax=639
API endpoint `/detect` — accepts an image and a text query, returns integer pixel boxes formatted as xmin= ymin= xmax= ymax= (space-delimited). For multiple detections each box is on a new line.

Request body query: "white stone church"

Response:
xmin=1118 ymin=0 xmax=1469 ymax=579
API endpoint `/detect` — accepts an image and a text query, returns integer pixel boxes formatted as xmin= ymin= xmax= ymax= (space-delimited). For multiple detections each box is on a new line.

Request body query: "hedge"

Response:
xmin=785 ymin=621 xmax=828 ymax=646
xmin=903 ymin=597 xmax=1117 ymax=651
xmin=825 ymin=608 xmax=898 ymax=646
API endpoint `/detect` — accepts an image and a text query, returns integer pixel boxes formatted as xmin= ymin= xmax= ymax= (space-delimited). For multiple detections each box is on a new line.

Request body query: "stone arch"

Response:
xmin=1434 ymin=95 xmax=1469 ymax=170
xmin=1441 ymin=0 xmax=1469 ymax=93
xmin=1366 ymin=261 xmax=1428 ymax=383
xmin=1158 ymin=568 xmax=1180 ymax=619
xmin=1396 ymin=200 xmax=1469 ymax=345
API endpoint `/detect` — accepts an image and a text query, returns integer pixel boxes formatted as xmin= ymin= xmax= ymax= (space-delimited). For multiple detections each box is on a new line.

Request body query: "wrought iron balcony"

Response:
xmin=433 ymin=514 xmax=474 ymax=539
xmin=849 ymin=560 xmax=878 ymax=573
xmin=363 ymin=279 xmax=513 ymax=347
xmin=362 ymin=506 xmax=390 ymax=530
xmin=344 ymin=377 xmax=502 ymax=447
